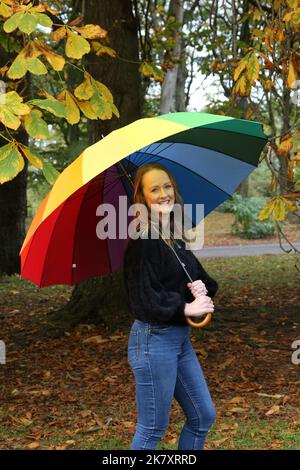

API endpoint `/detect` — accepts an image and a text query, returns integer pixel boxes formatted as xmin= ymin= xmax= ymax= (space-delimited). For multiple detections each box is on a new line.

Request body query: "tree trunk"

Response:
xmin=0 ymin=53 xmax=29 ymax=276
xmin=0 ymin=136 xmax=28 ymax=276
xmin=159 ymin=0 xmax=185 ymax=114
xmin=44 ymin=0 xmax=142 ymax=337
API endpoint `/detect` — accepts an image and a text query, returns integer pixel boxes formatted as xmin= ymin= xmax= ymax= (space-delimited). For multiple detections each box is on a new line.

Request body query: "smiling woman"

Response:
xmin=123 ymin=162 xmax=218 ymax=450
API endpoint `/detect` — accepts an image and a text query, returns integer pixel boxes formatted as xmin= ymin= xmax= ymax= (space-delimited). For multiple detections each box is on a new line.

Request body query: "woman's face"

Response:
xmin=141 ymin=169 xmax=175 ymax=218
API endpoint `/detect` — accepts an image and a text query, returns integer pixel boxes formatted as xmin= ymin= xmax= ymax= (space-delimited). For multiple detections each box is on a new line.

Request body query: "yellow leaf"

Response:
xmin=18 ymin=12 xmax=38 ymax=34
xmin=274 ymin=24 xmax=285 ymax=43
xmin=286 ymin=0 xmax=298 ymax=9
xmin=262 ymin=79 xmax=274 ymax=92
xmin=20 ymin=145 xmax=43 ymax=169
xmin=139 ymin=61 xmax=155 ymax=78
xmin=0 ymin=144 xmax=24 ymax=184
xmin=7 ymin=50 xmax=27 ymax=79
xmin=3 ymin=11 xmax=24 ymax=33
xmin=272 ymin=0 xmax=281 ymax=11
xmin=92 ymin=41 xmax=117 ymax=58
xmin=91 ymin=79 xmax=113 ymax=103
xmin=26 ymin=57 xmax=48 ymax=75
xmin=233 ymin=57 xmax=248 ymax=81
xmin=265 ymin=27 xmax=273 ymax=53
xmin=232 ymin=74 xmax=248 ymax=99
xmin=50 ymin=26 xmax=66 ymax=41
xmin=112 ymin=103 xmax=120 ymax=118
xmin=74 ymin=76 xmax=94 ymax=100
xmin=252 ymin=7 xmax=262 ymax=21
xmin=277 ymin=135 xmax=293 ymax=156
xmin=65 ymin=29 xmax=90 ymax=59
xmin=282 ymin=196 xmax=298 ymax=212
xmin=246 ymin=52 xmax=260 ymax=84
xmin=0 ymin=0 xmax=12 ymax=18
xmin=35 ymin=39 xmax=65 ymax=71
xmin=65 ymin=91 xmax=80 ymax=124
xmin=3 ymin=90 xmax=30 ymax=115
xmin=273 ymin=197 xmax=286 ymax=221
xmin=24 ymin=109 xmax=50 ymax=139
xmin=283 ymin=11 xmax=295 ymax=24
xmin=73 ymin=24 xmax=107 ymax=40
xmin=75 ymin=98 xmax=98 ymax=119
xmin=258 ymin=198 xmax=276 ymax=221
xmin=287 ymin=54 xmax=298 ymax=89
xmin=0 ymin=91 xmax=30 ymax=130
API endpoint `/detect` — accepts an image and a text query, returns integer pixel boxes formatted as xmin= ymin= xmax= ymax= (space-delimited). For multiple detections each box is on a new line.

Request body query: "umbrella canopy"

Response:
xmin=19 ymin=112 xmax=268 ymax=287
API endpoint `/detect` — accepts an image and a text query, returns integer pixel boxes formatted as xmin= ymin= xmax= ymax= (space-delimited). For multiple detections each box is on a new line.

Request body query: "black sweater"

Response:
xmin=123 ymin=233 xmax=219 ymax=326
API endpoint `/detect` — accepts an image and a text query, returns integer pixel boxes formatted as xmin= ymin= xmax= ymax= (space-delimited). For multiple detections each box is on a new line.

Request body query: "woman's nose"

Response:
xmin=159 ymin=188 xmax=166 ymax=197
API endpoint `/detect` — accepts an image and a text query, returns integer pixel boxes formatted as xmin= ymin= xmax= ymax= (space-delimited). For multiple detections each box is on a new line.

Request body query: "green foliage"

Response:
xmin=224 ymin=193 xmax=280 ymax=239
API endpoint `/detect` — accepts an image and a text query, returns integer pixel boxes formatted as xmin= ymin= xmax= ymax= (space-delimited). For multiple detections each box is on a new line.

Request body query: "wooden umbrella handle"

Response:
xmin=185 ymin=312 xmax=212 ymax=328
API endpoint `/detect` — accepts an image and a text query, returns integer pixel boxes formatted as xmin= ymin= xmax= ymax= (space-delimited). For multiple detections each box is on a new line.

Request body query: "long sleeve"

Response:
xmin=123 ymin=237 xmax=186 ymax=324
xmin=194 ymin=258 xmax=219 ymax=299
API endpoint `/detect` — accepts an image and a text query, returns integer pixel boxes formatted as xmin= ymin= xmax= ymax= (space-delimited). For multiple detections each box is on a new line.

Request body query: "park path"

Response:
xmin=195 ymin=242 xmax=300 ymax=258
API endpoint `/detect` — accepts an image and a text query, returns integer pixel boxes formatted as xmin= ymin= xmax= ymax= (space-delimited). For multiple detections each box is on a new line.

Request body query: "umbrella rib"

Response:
xmin=128 ymin=142 xmax=175 ymax=166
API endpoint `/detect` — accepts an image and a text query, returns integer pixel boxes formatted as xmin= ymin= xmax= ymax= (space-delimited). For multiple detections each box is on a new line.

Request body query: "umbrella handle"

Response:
xmin=185 ymin=312 xmax=212 ymax=328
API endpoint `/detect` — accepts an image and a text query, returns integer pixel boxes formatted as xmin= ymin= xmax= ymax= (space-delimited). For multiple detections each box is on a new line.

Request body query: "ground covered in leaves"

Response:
xmin=0 ymin=251 xmax=299 ymax=450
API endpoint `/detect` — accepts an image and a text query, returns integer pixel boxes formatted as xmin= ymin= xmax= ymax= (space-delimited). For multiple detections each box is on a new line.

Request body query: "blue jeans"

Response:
xmin=127 ymin=319 xmax=216 ymax=450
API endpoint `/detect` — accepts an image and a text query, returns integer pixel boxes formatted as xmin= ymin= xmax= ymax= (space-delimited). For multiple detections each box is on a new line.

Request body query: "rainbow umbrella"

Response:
xmin=19 ymin=112 xmax=268 ymax=289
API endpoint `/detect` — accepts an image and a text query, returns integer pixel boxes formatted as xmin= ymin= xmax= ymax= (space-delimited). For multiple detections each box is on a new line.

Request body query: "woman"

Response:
xmin=123 ymin=162 xmax=218 ymax=450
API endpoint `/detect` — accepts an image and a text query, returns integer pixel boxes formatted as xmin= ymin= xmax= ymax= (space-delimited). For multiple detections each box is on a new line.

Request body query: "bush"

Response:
xmin=225 ymin=193 xmax=280 ymax=239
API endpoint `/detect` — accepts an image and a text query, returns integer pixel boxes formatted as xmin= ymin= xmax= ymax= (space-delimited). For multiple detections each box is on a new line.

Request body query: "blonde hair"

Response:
xmin=133 ymin=162 xmax=190 ymax=248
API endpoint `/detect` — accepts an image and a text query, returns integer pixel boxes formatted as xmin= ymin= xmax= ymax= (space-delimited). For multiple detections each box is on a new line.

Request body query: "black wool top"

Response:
xmin=123 ymin=233 xmax=219 ymax=326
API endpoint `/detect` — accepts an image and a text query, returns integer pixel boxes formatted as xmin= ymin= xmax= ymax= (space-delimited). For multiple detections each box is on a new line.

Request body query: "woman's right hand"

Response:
xmin=184 ymin=296 xmax=214 ymax=318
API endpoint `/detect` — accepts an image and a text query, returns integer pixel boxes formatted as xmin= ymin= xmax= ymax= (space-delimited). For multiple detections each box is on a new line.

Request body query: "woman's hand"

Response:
xmin=184 ymin=296 xmax=214 ymax=318
xmin=187 ymin=279 xmax=208 ymax=298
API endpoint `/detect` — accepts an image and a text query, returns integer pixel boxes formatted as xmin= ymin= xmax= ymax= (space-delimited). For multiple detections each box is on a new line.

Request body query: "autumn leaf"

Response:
xmin=258 ymin=198 xmax=277 ymax=221
xmin=35 ymin=40 xmax=65 ymax=71
xmin=246 ymin=52 xmax=260 ymax=84
xmin=91 ymin=41 xmax=117 ymax=58
xmin=28 ymin=97 xmax=67 ymax=118
xmin=277 ymin=135 xmax=293 ymax=156
xmin=233 ymin=57 xmax=248 ymax=81
xmin=20 ymin=145 xmax=43 ymax=169
xmin=18 ymin=12 xmax=38 ymax=34
xmin=139 ymin=61 xmax=156 ymax=78
xmin=65 ymin=29 xmax=90 ymax=59
xmin=0 ymin=143 xmax=24 ymax=184
xmin=287 ymin=54 xmax=298 ymax=89
xmin=282 ymin=196 xmax=298 ymax=213
xmin=50 ymin=25 xmax=67 ymax=41
xmin=0 ymin=90 xmax=30 ymax=130
xmin=0 ymin=0 xmax=12 ymax=18
xmin=30 ymin=12 xmax=53 ymax=29
xmin=73 ymin=24 xmax=107 ymax=40
xmin=26 ymin=57 xmax=48 ymax=75
xmin=7 ymin=50 xmax=27 ymax=79
xmin=24 ymin=109 xmax=50 ymax=139
xmin=73 ymin=98 xmax=98 ymax=120
xmin=64 ymin=91 xmax=80 ymax=124
xmin=273 ymin=197 xmax=286 ymax=221
xmin=74 ymin=75 xmax=94 ymax=100
xmin=3 ymin=11 xmax=24 ymax=33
